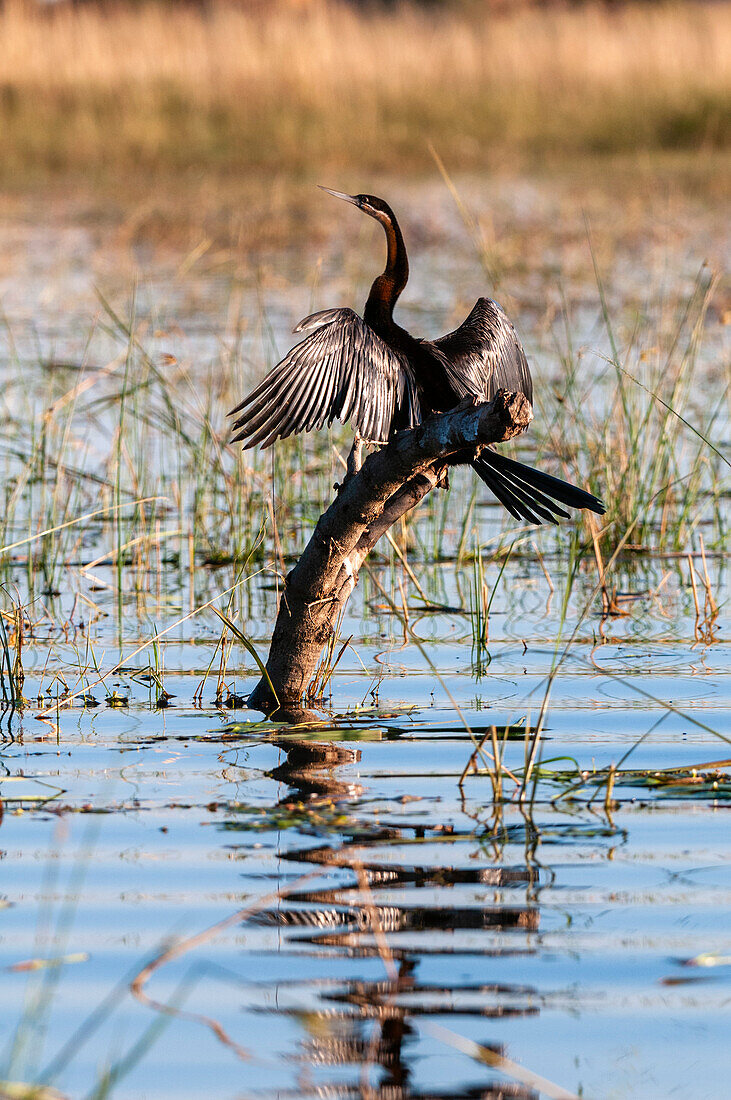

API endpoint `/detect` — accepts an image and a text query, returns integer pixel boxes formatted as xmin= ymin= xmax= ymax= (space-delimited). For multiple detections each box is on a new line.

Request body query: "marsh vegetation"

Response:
xmin=0 ymin=0 xmax=729 ymax=176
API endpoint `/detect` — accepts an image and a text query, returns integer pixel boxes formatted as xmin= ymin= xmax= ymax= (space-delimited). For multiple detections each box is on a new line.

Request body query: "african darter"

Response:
xmin=229 ymin=189 xmax=605 ymax=525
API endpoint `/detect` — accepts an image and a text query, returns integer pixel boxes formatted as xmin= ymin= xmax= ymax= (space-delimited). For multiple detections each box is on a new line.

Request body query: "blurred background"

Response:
xmin=2 ymin=0 xmax=728 ymax=228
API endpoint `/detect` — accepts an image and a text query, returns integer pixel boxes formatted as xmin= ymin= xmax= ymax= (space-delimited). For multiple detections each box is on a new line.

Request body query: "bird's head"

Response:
xmin=319 ymin=187 xmax=395 ymax=228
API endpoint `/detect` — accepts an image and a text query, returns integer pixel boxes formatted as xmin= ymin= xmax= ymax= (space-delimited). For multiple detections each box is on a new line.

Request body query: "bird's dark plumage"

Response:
xmin=229 ymin=189 xmax=605 ymax=525
xmin=229 ymin=307 xmax=420 ymax=448
xmin=429 ymin=297 xmax=533 ymax=406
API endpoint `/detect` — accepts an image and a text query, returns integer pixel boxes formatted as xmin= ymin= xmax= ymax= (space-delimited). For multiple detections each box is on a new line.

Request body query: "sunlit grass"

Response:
xmin=0 ymin=0 xmax=728 ymax=177
xmin=540 ymin=261 xmax=728 ymax=552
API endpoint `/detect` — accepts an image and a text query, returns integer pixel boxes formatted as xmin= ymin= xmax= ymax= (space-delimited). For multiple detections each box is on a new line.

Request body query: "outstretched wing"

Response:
xmin=429 ymin=297 xmax=533 ymax=405
xmin=229 ymin=307 xmax=420 ymax=448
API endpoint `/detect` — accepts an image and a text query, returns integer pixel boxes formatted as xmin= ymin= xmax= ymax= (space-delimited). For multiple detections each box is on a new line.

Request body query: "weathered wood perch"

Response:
xmin=248 ymin=390 xmax=533 ymax=712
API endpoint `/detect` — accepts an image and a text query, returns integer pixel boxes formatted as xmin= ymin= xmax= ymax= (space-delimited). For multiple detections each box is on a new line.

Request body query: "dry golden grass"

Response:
xmin=0 ymin=0 xmax=729 ymax=175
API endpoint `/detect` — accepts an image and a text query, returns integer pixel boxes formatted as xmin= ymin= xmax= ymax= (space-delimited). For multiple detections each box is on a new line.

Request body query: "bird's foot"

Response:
xmin=342 ymin=433 xmax=364 ymax=486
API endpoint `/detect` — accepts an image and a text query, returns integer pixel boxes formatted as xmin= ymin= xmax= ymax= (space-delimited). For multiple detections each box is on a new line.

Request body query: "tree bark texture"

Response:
xmin=248 ymin=390 xmax=533 ymax=712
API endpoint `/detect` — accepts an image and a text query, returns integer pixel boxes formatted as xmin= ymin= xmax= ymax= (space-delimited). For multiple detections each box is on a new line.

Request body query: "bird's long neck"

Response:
xmin=364 ymin=214 xmax=409 ymax=331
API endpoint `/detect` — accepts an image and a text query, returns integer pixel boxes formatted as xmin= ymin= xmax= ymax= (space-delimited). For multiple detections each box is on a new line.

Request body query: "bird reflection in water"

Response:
xmin=260 ymin=731 xmax=543 ymax=1100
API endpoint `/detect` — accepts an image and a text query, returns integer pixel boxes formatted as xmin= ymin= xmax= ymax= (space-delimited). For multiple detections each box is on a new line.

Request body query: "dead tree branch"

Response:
xmin=248 ymin=390 xmax=533 ymax=711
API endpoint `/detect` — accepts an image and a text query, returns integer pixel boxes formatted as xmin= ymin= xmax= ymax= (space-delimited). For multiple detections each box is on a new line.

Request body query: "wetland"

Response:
xmin=0 ymin=163 xmax=727 ymax=1099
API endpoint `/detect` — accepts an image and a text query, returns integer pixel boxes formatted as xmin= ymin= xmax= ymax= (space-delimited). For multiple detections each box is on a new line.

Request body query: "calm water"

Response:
xmin=0 ymin=174 xmax=728 ymax=1099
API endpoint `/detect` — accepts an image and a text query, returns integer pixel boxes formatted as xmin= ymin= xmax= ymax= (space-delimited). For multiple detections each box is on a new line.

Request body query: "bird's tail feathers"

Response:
xmin=472 ymin=449 xmax=606 ymax=526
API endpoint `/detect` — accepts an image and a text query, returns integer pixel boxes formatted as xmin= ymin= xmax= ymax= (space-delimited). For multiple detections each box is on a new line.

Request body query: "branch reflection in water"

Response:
xmin=256 ymin=725 xmax=553 ymax=1100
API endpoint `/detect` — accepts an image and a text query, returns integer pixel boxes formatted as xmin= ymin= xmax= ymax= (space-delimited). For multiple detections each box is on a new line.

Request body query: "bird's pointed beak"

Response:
xmin=318 ymin=186 xmax=359 ymax=206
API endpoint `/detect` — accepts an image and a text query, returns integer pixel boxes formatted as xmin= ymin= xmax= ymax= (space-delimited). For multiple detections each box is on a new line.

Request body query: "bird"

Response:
xmin=229 ymin=188 xmax=605 ymax=525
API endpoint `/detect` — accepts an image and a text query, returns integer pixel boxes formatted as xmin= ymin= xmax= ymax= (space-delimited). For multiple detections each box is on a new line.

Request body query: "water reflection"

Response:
xmin=254 ymin=735 xmax=546 ymax=1098
xmin=278 ymin=1083 xmax=537 ymax=1099
xmin=269 ymin=734 xmax=364 ymax=801
xmin=289 ymin=966 xmax=540 ymax=1099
